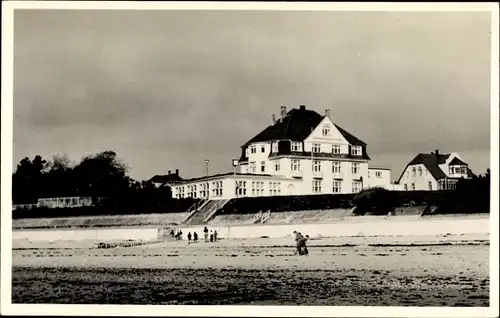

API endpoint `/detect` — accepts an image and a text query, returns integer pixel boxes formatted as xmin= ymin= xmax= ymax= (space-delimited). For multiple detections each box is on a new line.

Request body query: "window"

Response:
xmin=418 ymin=167 xmax=422 ymax=176
xmin=261 ymin=145 xmax=266 ymax=153
xmin=312 ymin=143 xmax=321 ymax=153
xmin=249 ymin=161 xmax=256 ymax=173
xmin=375 ymin=171 xmax=382 ymax=178
xmin=236 ymin=181 xmax=247 ymax=196
xmin=291 ymin=159 xmax=301 ymax=171
xmin=312 ymin=160 xmax=321 ymax=172
xmin=274 ymin=160 xmax=280 ymax=172
xmin=411 ymin=183 xmax=415 ymax=191
xmin=332 ymin=181 xmax=342 ymax=193
xmin=269 ymin=182 xmax=281 ymax=196
xmin=461 ymin=167 xmax=467 ymax=174
xmin=404 ymin=184 xmax=408 ymax=191
xmin=412 ymin=167 xmax=416 ymax=177
xmin=250 ymin=145 xmax=256 ymax=154
xmin=322 ymin=125 xmax=330 ymax=136
xmin=272 ymin=142 xmax=278 ymax=153
xmin=313 ymin=180 xmax=322 ymax=193
xmin=252 ymin=181 xmax=265 ymax=196
xmin=332 ymin=162 xmax=341 ymax=174
xmin=352 ymin=163 xmax=360 ymax=175
xmin=428 ymin=181 xmax=432 ymax=190
xmin=291 ymin=142 xmax=302 ymax=152
xmin=332 ymin=144 xmax=341 ymax=155
xmin=352 ymin=181 xmax=362 ymax=193
xmin=368 ymin=171 xmax=371 ymax=178
xmin=260 ymin=161 xmax=266 ymax=173
xmin=212 ymin=181 xmax=223 ymax=197
xmin=199 ymin=183 xmax=209 ymax=198
xmin=351 ymin=146 xmax=362 ymax=156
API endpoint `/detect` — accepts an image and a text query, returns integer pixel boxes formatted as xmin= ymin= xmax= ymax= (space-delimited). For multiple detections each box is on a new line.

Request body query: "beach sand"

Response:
xmin=11 ymin=233 xmax=490 ymax=306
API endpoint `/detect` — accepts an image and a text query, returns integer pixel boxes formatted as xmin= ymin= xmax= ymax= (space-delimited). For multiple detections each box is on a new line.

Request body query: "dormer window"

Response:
xmin=271 ymin=142 xmax=278 ymax=153
xmin=351 ymin=146 xmax=362 ymax=156
xmin=291 ymin=142 xmax=302 ymax=152
xmin=250 ymin=145 xmax=256 ymax=154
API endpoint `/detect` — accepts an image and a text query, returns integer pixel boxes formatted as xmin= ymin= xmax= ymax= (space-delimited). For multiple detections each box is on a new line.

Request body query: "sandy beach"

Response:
xmin=11 ymin=233 xmax=490 ymax=306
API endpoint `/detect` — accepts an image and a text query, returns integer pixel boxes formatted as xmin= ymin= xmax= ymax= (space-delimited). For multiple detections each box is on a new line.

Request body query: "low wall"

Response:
xmin=12 ymin=227 xmax=159 ymax=242
xmin=185 ymin=215 xmax=490 ymax=239
xmin=12 ymin=214 xmax=490 ymax=243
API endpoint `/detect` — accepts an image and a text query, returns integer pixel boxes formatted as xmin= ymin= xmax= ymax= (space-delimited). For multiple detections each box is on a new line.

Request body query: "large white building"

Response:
xmin=172 ymin=105 xmax=393 ymax=200
xmin=397 ymin=150 xmax=475 ymax=191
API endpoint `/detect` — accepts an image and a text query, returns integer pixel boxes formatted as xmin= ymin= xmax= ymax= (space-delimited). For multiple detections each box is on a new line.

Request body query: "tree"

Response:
xmin=72 ymin=150 xmax=130 ymax=199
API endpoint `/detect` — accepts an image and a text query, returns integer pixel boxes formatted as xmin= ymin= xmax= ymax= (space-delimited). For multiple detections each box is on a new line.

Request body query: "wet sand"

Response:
xmin=11 ymin=234 xmax=490 ymax=306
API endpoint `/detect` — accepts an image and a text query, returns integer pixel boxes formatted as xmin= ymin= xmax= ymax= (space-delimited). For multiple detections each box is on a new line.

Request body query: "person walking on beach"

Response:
xmin=293 ymin=231 xmax=305 ymax=255
xmin=193 ymin=232 xmax=198 ymax=243
xmin=213 ymin=230 xmax=218 ymax=242
xmin=210 ymin=230 xmax=214 ymax=243
xmin=300 ymin=235 xmax=309 ymax=255
xmin=187 ymin=232 xmax=192 ymax=244
xmin=204 ymin=226 xmax=209 ymax=242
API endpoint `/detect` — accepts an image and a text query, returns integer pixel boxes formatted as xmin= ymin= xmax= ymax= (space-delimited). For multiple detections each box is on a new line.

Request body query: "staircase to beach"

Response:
xmin=184 ymin=199 xmax=229 ymax=226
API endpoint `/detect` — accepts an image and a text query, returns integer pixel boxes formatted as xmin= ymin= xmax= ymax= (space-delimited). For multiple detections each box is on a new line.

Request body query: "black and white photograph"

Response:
xmin=1 ymin=1 xmax=499 ymax=317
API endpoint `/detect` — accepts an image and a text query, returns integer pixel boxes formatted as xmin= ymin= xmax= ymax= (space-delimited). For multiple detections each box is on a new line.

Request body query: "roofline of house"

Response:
xmin=172 ymin=172 xmax=296 ymax=185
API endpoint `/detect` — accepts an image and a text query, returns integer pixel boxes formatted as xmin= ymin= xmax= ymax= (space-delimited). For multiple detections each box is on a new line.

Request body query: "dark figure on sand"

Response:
xmin=214 ymin=230 xmax=218 ymax=242
xmin=210 ymin=231 xmax=214 ymax=243
xmin=293 ymin=231 xmax=309 ymax=255
xmin=204 ymin=226 xmax=209 ymax=242
xmin=187 ymin=232 xmax=192 ymax=243
xmin=193 ymin=232 xmax=198 ymax=243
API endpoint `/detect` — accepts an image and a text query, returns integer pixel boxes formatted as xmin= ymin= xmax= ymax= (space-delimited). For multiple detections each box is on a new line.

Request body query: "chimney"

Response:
xmin=175 ymin=169 xmax=179 ymax=176
xmin=299 ymin=105 xmax=306 ymax=111
xmin=325 ymin=109 xmax=331 ymax=118
xmin=168 ymin=170 xmax=171 ymax=175
xmin=272 ymin=114 xmax=276 ymax=124
xmin=280 ymin=106 xmax=287 ymax=117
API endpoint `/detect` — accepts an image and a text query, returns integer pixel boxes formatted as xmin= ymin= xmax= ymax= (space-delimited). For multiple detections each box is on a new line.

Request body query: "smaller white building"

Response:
xmin=397 ymin=150 xmax=474 ymax=191
xmin=366 ymin=167 xmax=393 ymax=190
xmin=172 ymin=172 xmax=303 ymax=200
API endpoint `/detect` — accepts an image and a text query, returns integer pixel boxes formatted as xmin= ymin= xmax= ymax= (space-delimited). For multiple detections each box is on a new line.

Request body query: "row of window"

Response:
xmin=249 ymin=142 xmax=362 ymax=156
xmin=406 ymin=165 xmax=467 ymax=179
xmin=313 ymin=180 xmax=362 ymax=193
xmin=368 ymin=171 xmax=383 ymax=178
xmin=403 ymin=180 xmax=457 ymax=191
xmin=248 ymin=160 xmax=362 ymax=174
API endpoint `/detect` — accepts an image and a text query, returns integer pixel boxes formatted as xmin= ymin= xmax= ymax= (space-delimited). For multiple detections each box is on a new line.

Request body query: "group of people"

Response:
xmin=293 ymin=231 xmax=309 ymax=255
xmin=170 ymin=226 xmax=218 ymax=244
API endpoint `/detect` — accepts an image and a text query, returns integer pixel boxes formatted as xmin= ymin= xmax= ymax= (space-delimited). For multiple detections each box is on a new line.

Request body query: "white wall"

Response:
xmin=183 ymin=215 xmax=489 ymax=239
xmin=366 ymin=168 xmax=392 ymax=189
xmin=399 ymin=164 xmax=438 ymax=191
xmin=14 ymin=215 xmax=489 ymax=243
xmin=12 ymin=227 xmax=159 ymax=242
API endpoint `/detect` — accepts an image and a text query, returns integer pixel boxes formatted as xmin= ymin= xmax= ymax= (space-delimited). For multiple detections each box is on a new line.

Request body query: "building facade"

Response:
xmin=172 ymin=105 xmax=394 ymax=200
xmin=397 ymin=150 xmax=474 ymax=191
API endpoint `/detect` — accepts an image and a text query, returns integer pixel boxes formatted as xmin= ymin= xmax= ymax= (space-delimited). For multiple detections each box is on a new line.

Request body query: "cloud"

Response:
xmin=12 ymin=9 xmax=492 ymax=180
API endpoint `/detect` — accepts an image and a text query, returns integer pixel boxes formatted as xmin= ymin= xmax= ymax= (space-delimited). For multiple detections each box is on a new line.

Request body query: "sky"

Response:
xmin=12 ymin=9 xmax=492 ymax=182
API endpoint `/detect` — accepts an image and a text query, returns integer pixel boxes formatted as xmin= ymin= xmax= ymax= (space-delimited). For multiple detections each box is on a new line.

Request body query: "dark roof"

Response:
xmin=149 ymin=174 xmax=184 ymax=184
xmin=243 ymin=107 xmax=366 ymax=146
xmin=176 ymin=172 xmax=275 ymax=184
xmin=449 ymin=157 xmax=468 ymax=166
xmin=398 ymin=153 xmax=450 ymax=182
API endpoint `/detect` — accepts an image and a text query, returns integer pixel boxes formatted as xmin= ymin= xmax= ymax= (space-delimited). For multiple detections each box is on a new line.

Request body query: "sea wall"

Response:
xmin=12 ymin=214 xmax=490 ymax=243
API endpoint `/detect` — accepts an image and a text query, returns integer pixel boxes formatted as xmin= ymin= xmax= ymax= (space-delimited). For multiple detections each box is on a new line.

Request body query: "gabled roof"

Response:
xmin=449 ymin=157 xmax=468 ymax=166
xmin=398 ymin=153 xmax=450 ymax=182
xmin=149 ymin=174 xmax=184 ymax=184
xmin=243 ymin=107 xmax=366 ymax=147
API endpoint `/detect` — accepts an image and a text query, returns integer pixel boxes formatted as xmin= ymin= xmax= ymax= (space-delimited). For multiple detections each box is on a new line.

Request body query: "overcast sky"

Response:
xmin=13 ymin=9 xmax=492 ymax=181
